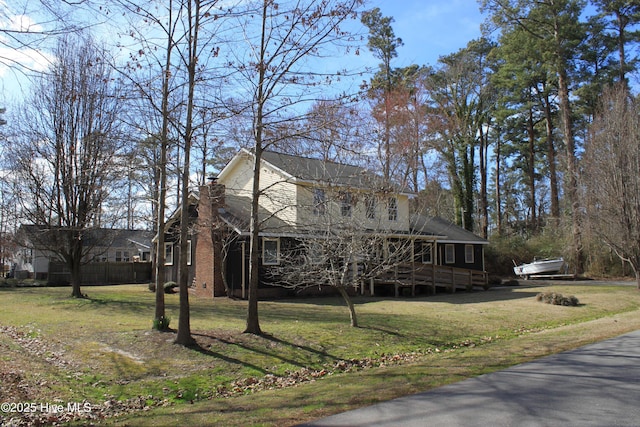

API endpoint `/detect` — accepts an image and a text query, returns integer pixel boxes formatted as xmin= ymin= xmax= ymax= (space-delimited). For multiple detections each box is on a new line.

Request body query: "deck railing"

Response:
xmin=370 ymin=263 xmax=488 ymax=296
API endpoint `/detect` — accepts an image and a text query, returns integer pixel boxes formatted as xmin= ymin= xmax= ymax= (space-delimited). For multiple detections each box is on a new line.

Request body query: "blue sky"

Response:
xmin=362 ymin=0 xmax=485 ymax=68
xmin=0 ymin=1 xmax=486 ymax=103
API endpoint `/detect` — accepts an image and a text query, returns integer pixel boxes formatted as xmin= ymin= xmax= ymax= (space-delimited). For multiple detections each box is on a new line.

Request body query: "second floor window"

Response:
xmin=388 ymin=197 xmax=398 ymax=221
xmin=365 ymin=195 xmax=376 ymax=219
xmin=313 ymin=188 xmax=326 ymax=216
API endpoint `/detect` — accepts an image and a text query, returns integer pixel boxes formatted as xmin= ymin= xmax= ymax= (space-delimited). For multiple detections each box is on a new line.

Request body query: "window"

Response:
xmin=445 ymin=244 xmax=455 ymax=264
xmin=164 ymin=242 xmax=174 ymax=265
xmin=465 ymin=244 xmax=474 ymax=264
xmin=365 ymin=195 xmax=376 ymax=219
xmin=388 ymin=197 xmax=398 ymax=221
xmin=262 ymin=238 xmax=280 ymax=265
xmin=313 ymin=188 xmax=326 ymax=216
xmin=420 ymin=243 xmax=432 ymax=264
xmin=23 ymin=249 xmax=33 ymax=265
xmin=187 ymin=240 xmax=192 ymax=266
xmin=115 ymin=251 xmax=130 ymax=262
xmin=340 ymin=191 xmax=352 ymax=217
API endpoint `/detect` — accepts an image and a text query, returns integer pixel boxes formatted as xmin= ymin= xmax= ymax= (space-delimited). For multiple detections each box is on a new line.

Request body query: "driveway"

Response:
xmin=300 ymin=330 xmax=640 ymax=426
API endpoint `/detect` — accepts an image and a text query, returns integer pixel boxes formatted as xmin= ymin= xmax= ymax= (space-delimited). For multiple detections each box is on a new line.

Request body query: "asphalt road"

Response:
xmin=299 ymin=329 xmax=640 ymax=427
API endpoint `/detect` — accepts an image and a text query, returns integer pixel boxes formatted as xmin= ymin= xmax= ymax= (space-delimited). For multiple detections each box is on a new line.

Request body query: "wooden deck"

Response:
xmin=368 ymin=263 xmax=489 ymax=297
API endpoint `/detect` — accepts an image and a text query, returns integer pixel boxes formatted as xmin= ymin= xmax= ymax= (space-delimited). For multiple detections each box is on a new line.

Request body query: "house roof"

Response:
xmin=220 ymin=194 xmax=292 ymax=235
xmin=410 ymin=215 xmax=489 ymax=244
xmin=220 ymin=194 xmax=328 ymax=238
xmin=18 ymin=225 xmax=154 ymax=249
xmin=102 ymin=229 xmax=154 ymax=249
xmin=220 ymin=148 xmax=413 ymax=195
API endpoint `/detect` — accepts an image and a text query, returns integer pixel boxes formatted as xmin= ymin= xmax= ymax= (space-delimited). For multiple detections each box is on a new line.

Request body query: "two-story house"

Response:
xmin=166 ymin=149 xmax=488 ymax=299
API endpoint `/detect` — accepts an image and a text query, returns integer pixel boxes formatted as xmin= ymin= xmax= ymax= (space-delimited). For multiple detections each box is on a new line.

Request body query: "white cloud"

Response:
xmin=7 ymin=13 xmax=43 ymax=33
xmin=0 ymin=3 xmax=54 ymax=99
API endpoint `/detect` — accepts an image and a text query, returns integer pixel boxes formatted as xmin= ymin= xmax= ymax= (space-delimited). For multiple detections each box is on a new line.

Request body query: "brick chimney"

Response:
xmin=193 ymin=177 xmax=227 ymax=298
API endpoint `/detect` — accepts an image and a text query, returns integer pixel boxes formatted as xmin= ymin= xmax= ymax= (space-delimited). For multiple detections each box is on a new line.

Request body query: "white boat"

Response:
xmin=513 ymin=257 xmax=566 ymax=278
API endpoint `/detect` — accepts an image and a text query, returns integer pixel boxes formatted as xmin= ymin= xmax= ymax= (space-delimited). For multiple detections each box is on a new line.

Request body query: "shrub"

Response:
xmin=148 ymin=282 xmax=179 ymax=293
xmin=164 ymin=281 xmax=178 ymax=293
xmin=536 ymin=292 xmax=580 ymax=306
xmin=152 ymin=316 xmax=171 ymax=331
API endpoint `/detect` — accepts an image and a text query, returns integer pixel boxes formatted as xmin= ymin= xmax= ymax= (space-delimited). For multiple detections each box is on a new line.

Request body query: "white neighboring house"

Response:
xmin=13 ymin=225 xmax=154 ymax=280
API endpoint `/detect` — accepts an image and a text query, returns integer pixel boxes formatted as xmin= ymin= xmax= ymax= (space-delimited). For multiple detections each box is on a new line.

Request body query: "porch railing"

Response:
xmin=370 ymin=263 xmax=488 ymax=296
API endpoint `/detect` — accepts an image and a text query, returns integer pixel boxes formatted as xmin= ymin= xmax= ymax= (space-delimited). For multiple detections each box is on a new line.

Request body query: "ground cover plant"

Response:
xmin=536 ymin=291 xmax=580 ymax=306
xmin=0 ymin=281 xmax=639 ymax=426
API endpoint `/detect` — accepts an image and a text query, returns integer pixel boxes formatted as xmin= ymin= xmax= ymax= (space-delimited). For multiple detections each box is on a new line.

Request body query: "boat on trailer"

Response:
xmin=513 ymin=257 xmax=566 ymax=279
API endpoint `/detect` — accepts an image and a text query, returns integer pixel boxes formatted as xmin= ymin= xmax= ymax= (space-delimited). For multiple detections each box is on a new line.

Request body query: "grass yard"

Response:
xmin=1 ymin=281 xmax=639 ymax=426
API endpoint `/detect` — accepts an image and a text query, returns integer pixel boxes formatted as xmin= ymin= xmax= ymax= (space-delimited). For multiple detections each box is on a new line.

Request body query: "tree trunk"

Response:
xmin=337 ymin=286 xmax=358 ymax=328
xmin=174 ymin=135 xmax=195 ymax=346
xmin=69 ymin=261 xmax=84 ymax=298
xmin=554 ymin=17 xmax=584 ymax=274
xmin=244 ymin=0 xmax=271 ymax=336
xmin=479 ymin=124 xmax=489 ymax=239
xmin=450 ymin=164 xmax=465 ymax=228
xmin=175 ymin=0 xmax=200 ymax=347
xmin=462 ymin=144 xmax=474 ymax=232
xmin=69 ymin=236 xmax=84 ymax=298
xmin=543 ymin=93 xmax=560 ymax=221
xmin=526 ymin=106 xmax=537 ymax=231
xmin=245 ymin=144 xmax=263 ymax=335
xmin=494 ymin=133 xmax=502 ymax=236
xmin=153 ymin=0 xmax=175 ymax=331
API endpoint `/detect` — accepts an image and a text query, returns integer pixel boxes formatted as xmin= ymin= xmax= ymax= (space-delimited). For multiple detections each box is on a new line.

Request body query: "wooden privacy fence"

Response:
xmin=370 ymin=263 xmax=488 ymax=297
xmin=48 ymin=262 xmax=152 ymax=285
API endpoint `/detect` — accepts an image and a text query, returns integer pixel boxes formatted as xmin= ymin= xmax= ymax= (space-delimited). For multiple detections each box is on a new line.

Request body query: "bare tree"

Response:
xmin=282 ymin=99 xmax=368 ymax=165
xmin=8 ymin=34 xmax=125 ymax=297
xmin=584 ymin=84 xmax=640 ymax=289
xmin=114 ymin=0 xmax=227 ymax=336
xmin=226 ymin=0 xmax=365 ymax=335
xmin=175 ymin=0 xmax=207 ymax=347
xmin=116 ymin=0 xmax=180 ymax=330
xmin=272 ymin=201 xmax=415 ymax=327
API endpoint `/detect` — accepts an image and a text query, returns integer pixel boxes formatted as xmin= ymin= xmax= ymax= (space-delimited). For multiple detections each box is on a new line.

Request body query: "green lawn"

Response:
xmin=1 ymin=281 xmax=639 ymax=426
